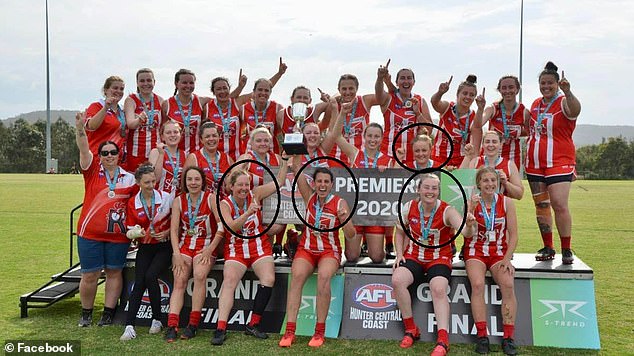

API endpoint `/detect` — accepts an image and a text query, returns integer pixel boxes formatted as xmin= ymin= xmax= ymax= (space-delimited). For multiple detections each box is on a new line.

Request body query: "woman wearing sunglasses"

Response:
xmin=74 ymin=112 xmax=137 ymax=328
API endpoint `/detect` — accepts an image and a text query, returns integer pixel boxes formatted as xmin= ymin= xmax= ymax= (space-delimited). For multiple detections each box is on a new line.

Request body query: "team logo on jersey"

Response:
xmin=354 ymin=283 xmax=396 ymax=310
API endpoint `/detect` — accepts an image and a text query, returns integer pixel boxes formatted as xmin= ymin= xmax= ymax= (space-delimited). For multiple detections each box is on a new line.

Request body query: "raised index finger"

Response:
xmin=317 ymin=87 xmax=324 ymax=95
xmin=448 ymin=75 xmax=453 ymax=85
xmin=239 ymin=68 xmax=242 ymax=77
xmin=482 ymin=87 xmax=486 ymax=97
xmin=561 ymin=70 xmax=565 ymax=79
xmin=385 ymin=59 xmax=391 ymax=68
xmin=279 ymin=57 xmax=283 ymax=65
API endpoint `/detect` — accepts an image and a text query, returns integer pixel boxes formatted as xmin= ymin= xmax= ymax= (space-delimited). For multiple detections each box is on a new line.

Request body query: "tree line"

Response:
xmin=0 ymin=118 xmax=78 ymax=173
xmin=0 ymin=118 xmax=632 ymax=179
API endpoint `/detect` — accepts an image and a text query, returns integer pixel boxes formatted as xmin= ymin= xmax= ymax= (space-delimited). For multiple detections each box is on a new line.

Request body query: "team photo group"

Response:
xmin=73 ymin=57 xmax=581 ymax=356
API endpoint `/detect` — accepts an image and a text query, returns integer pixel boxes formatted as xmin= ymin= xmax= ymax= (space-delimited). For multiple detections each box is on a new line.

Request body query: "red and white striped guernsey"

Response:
xmin=526 ymin=95 xmax=576 ymax=170
xmin=222 ymin=191 xmax=270 ymax=259
xmin=487 ymin=101 xmax=526 ymax=168
xmin=432 ymin=102 xmax=475 ymax=167
xmin=464 ymin=193 xmax=508 ymax=258
xmin=165 ymin=95 xmax=203 ymax=155
xmin=329 ymin=96 xmax=370 ymax=162
xmin=126 ymin=93 xmax=162 ymax=163
xmin=301 ymin=193 xmax=344 ymax=253
xmin=177 ymin=191 xmax=216 ymax=251
xmin=401 ymin=199 xmax=454 ymax=262
xmin=205 ymin=98 xmax=242 ymax=161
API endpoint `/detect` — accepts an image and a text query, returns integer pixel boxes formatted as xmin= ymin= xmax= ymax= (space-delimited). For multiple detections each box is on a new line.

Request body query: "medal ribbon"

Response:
xmin=176 ymin=95 xmax=193 ymax=131
xmin=453 ymin=104 xmax=472 ymax=144
xmin=140 ymin=192 xmax=156 ymax=231
xmin=230 ymin=195 xmax=249 ymax=235
xmin=363 ymin=148 xmax=380 ymax=168
xmin=203 ymin=150 xmax=221 ymax=182
xmin=215 ymin=99 xmax=232 ymax=132
xmin=187 ymin=193 xmax=203 ymax=232
xmin=165 ymin=149 xmax=181 ymax=186
xmin=419 ymin=200 xmax=437 ymax=241
xmin=253 ymin=101 xmax=270 ymax=127
xmin=479 ymin=195 xmax=497 ymax=231
xmin=139 ymin=93 xmax=155 ymax=127
xmin=104 ymin=166 xmax=120 ymax=193
xmin=343 ymin=99 xmax=358 ymax=136
xmin=536 ymin=94 xmax=561 ymax=131
xmin=499 ymin=102 xmax=518 ymax=139
xmin=313 ymin=194 xmax=332 ymax=230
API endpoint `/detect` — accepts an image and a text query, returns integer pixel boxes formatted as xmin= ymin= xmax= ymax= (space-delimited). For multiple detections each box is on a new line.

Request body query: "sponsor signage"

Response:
xmin=340 ymin=271 xmax=533 ymax=344
xmin=280 ymin=274 xmax=345 ymax=338
xmin=530 ymin=279 xmax=600 ymax=349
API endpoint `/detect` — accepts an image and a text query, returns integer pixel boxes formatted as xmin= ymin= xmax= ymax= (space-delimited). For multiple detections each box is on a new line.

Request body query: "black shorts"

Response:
xmin=399 ymin=258 xmax=452 ymax=286
xmin=526 ymin=173 xmax=574 ymax=186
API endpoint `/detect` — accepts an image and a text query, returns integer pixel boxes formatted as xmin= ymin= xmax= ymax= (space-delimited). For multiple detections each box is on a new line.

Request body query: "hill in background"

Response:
xmin=3 ymin=110 xmax=634 ymax=147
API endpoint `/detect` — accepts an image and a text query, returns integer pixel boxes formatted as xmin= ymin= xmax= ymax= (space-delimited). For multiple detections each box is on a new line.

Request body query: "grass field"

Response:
xmin=1 ymin=174 xmax=633 ymax=355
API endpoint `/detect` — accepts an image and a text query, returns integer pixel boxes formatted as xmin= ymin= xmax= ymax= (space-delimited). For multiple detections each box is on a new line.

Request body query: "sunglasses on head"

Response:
xmin=99 ymin=149 xmax=119 ymax=157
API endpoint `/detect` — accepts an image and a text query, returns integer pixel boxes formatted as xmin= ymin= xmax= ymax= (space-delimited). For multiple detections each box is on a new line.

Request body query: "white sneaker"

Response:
xmin=149 ymin=319 xmax=163 ymax=334
xmin=120 ymin=325 xmax=137 ymax=341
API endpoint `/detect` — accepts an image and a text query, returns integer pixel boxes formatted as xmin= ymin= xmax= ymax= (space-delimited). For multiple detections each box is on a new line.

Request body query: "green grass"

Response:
xmin=1 ymin=175 xmax=633 ymax=355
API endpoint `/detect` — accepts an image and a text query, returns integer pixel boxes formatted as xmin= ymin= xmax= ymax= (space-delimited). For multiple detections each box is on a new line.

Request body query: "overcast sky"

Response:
xmin=1 ymin=0 xmax=632 ymax=126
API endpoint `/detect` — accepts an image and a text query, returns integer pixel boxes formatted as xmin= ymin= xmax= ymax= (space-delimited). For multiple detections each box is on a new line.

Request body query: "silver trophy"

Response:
xmin=283 ymin=103 xmax=308 ymax=154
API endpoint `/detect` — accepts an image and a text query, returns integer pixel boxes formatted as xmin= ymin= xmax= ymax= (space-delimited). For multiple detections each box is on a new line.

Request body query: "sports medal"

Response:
xmin=108 ymin=190 xmax=115 ymax=198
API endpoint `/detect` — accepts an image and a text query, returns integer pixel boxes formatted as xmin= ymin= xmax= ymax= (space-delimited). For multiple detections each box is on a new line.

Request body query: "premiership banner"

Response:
xmin=263 ymin=168 xmax=420 ymax=226
xmin=263 ymin=168 xmax=476 ymax=226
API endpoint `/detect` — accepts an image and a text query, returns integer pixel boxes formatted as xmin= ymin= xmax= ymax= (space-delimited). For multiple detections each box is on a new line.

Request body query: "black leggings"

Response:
xmin=126 ymin=242 xmax=172 ymax=326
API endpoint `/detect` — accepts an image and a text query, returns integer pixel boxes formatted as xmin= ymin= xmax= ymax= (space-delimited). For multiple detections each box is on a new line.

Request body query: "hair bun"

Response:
xmin=466 ymin=74 xmax=477 ymax=84
xmin=419 ymin=128 xmax=429 ymax=136
xmin=544 ymin=61 xmax=558 ymax=72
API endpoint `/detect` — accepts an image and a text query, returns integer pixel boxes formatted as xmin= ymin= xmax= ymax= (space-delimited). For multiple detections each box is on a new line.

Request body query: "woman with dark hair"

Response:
xmin=277 ymin=85 xmax=331 ymax=139
xmin=205 ymin=62 xmax=286 ymax=160
xmin=120 ymin=164 xmax=174 ymax=340
xmin=74 ymin=112 xmax=136 ymax=328
xmin=209 ymin=156 xmax=290 ymax=345
xmin=148 ymin=120 xmax=185 ymax=195
xmin=375 ymin=61 xmax=432 ymax=159
xmin=123 ymin=68 xmax=164 ymax=172
xmin=164 ymin=166 xmax=222 ymax=342
xmin=430 ymin=74 xmax=483 ymax=168
xmin=84 ymin=76 xmax=128 ymax=157
xmin=323 ymin=73 xmax=382 ymax=162
xmin=279 ymin=164 xmax=356 ymax=348
xmin=162 ymin=69 xmax=203 ymax=155
xmin=184 ymin=122 xmax=234 ymax=198
xmin=391 ymin=174 xmax=464 ymax=354
xmin=471 ymin=75 xmax=530 ymax=168
xmin=463 ymin=167 xmax=519 ymax=355
xmin=525 ymin=61 xmax=581 ymax=264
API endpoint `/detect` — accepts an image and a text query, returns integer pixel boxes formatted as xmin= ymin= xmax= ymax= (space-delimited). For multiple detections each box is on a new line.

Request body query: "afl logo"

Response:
xmin=132 ymin=278 xmax=171 ymax=305
xmin=354 ymin=283 xmax=396 ymax=310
